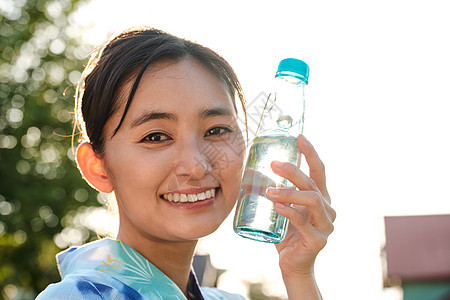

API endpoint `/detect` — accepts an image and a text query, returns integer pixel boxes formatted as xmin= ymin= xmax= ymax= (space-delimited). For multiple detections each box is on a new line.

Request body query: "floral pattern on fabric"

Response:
xmin=36 ymin=238 xmax=244 ymax=300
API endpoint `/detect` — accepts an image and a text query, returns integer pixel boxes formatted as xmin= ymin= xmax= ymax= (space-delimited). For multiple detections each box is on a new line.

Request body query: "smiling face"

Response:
xmin=100 ymin=58 xmax=246 ymax=243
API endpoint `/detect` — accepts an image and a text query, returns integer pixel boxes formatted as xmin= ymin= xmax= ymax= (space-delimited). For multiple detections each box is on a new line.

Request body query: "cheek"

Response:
xmin=217 ymin=140 xmax=245 ymax=189
xmin=103 ymin=145 xmax=172 ymax=192
xmin=230 ymin=136 xmax=246 ymax=176
xmin=218 ymin=131 xmax=246 ymax=171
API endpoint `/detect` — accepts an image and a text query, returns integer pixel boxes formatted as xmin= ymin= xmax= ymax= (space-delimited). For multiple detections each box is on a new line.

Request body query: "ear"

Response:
xmin=76 ymin=142 xmax=114 ymax=193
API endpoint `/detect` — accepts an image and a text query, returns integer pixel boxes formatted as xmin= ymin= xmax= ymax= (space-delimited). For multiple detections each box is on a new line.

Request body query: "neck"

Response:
xmin=117 ymin=230 xmax=198 ymax=297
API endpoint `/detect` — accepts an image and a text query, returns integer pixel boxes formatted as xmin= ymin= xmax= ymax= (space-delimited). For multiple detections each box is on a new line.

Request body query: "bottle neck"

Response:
xmin=256 ymin=75 xmax=307 ymax=138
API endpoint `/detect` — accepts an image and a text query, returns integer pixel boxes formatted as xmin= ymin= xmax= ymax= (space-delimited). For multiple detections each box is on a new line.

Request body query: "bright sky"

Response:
xmin=72 ymin=0 xmax=450 ymax=299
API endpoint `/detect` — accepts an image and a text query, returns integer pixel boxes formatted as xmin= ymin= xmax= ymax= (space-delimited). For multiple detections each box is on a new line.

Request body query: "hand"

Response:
xmin=266 ymin=134 xmax=335 ymax=279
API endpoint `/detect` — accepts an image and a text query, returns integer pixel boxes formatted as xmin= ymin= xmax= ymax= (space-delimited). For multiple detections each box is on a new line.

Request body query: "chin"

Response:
xmin=184 ymin=221 xmax=223 ymax=240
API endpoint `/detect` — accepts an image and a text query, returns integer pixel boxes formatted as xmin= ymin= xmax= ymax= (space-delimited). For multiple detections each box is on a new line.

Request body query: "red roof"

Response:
xmin=383 ymin=214 xmax=450 ymax=283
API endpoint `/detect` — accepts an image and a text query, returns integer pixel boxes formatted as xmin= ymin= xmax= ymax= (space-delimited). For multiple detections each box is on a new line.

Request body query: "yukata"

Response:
xmin=36 ymin=238 xmax=244 ymax=300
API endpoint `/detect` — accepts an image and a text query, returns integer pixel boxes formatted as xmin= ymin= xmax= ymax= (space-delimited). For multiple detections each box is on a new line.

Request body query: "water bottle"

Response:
xmin=233 ymin=58 xmax=309 ymax=243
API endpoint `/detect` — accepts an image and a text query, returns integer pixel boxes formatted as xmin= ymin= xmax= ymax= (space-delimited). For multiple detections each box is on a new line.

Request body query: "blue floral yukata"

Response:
xmin=37 ymin=238 xmax=244 ymax=300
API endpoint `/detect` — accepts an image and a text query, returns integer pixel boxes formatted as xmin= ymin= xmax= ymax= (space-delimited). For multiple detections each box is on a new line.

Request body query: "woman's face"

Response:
xmin=101 ymin=58 xmax=246 ymax=243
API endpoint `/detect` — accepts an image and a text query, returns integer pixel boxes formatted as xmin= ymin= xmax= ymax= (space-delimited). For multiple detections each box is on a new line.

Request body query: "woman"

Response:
xmin=37 ymin=27 xmax=335 ymax=299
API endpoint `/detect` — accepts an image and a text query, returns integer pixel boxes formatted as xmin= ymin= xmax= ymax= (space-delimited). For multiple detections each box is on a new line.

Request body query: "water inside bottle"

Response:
xmin=234 ymin=135 xmax=299 ymax=243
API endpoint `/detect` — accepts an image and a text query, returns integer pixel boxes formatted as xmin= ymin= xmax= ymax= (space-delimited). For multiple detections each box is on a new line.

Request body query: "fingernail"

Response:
xmin=298 ymin=134 xmax=309 ymax=144
xmin=272 ymin=160 xmax=283 ymax=170
xmin=267 ymin=188 xmax=280 ymax=196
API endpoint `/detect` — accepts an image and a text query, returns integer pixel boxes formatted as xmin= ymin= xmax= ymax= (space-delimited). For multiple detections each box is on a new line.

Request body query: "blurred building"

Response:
xmin=382 ymin=215 xmax=450 ymax=300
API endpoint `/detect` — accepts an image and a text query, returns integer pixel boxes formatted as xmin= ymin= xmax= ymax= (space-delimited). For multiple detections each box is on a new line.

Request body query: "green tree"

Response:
xmin=0 ymin=0 xmax=105 ymax=298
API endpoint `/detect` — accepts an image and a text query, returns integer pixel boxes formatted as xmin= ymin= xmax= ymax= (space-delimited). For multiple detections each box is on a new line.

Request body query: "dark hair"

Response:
xmin=75 ymin=27 xmax=247 ymax=155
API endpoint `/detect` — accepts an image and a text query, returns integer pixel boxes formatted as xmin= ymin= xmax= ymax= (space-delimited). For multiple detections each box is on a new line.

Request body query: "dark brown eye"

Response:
xmin=143 ymin=132 xmax=171 ymax=142
xmin=205 ymin=127 xmax=231 ymax=137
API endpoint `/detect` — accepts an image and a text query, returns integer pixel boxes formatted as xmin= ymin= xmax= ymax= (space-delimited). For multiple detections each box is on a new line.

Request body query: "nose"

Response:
xmin=173 ymin=139 xmax=212 ymax=180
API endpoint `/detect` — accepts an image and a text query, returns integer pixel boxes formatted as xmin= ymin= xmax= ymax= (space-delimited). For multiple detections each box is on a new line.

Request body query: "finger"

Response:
xmin=297 ymin=135 xmax=330 ymax=201
xmin=269 ymin=162 xmax=335 ymax=222
xmin=268 ymin=188 xmax=334 ymax=233
xmin=274 ymin=203 xmax=330 ymax=249
xmin=271 ymin=160 xmax=320 ymax=194
xmin=325 ymin=201 xmax=337 ymax=223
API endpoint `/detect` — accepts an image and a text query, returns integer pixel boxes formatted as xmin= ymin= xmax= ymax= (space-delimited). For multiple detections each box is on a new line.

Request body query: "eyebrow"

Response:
xmin=130 ymin=106 xmax=234 ymax=128
xmin=131 ymin=111 xmax=177 ymax=128
xmin=199 ymin=107 xmax=234 ymax=119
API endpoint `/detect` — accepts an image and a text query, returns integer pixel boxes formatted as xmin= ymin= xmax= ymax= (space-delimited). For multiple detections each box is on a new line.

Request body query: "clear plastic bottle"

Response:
xmin=233 ymin=58 xmax=309 ymax=243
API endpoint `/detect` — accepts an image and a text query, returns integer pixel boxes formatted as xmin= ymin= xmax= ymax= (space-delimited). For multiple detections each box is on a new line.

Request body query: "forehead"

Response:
xmin=124 ymin=58 xmax=235 ymax=115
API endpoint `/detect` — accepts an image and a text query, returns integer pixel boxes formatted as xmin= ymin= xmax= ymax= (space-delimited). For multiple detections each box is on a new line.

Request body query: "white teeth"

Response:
xmin=162 ymin=188 xmax=216 ymax=203
xmin=173 ymin=193 xmax=180 ymax=202
xmin=180 ymin=194 xmax=188 ymax=202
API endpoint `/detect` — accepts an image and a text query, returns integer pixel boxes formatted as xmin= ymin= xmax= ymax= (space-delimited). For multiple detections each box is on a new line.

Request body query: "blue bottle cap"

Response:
xmin=276 ymin=58 xmax=310 ymax=84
